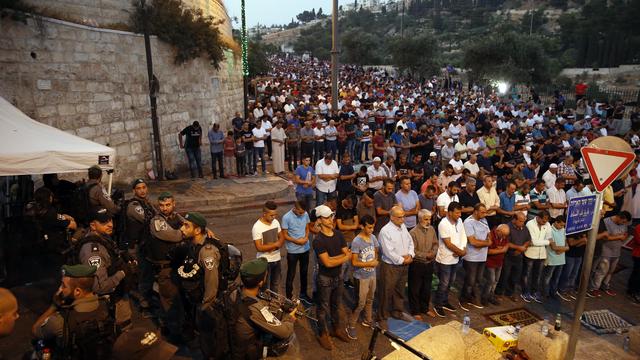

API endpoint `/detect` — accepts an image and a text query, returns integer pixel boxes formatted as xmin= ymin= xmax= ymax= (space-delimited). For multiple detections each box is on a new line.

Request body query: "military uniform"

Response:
xmin=124 ymin=190 xmax=156 ymax=303
xmin=147 ymin=209 xmax=185 ymax=337
xmin=87 ymin=179 xmax=120 ymax=216
xmin=35 ymin=264 xmax=115 ymax=359
xmin=233 ymin=258 xmax=295 ymax=360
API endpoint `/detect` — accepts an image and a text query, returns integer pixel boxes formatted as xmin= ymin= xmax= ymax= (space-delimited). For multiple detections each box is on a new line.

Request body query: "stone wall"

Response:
xmin=0 ymin=15 xmax=243 ymax=181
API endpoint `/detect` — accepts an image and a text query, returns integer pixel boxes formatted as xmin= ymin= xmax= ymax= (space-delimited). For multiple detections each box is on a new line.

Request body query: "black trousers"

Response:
xmin=287 ymin=145 xmax=299 ymax=171
xmin=377 ymin=262 xmax=409 ymax=320
xmin=301 ymin=142 xmax=314 ymax=159
xmin=211 ymin=151 xmax=224 ymax=178
xmin=628 ymin=256 xmax=640 ymax=295
xmin=408 ymin=261 xmax=434 ymax=315
xmin=286 ymin=251 xmax=309 ymax=299
xmin=496 ymin=254 xmax=523 ymax=296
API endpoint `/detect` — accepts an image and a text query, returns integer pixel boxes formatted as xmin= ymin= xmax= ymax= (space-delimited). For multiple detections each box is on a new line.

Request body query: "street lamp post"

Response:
xmin=330 ymin=0 xmax=339 ymax=111
xmin=141 ymin=0 xmax=164 ymax=180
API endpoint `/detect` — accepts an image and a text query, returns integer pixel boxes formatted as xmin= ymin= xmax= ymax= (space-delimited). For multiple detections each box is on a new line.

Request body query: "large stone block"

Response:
xmin=517 ymin=321 xmax=568 ymax=360
xmin=383 ymin=321 xmax=501 ymax=360
xmin=57 ymin=104 xmax=76 ymax=116
xmin=36 ymin=105 xmax=57 ymax=118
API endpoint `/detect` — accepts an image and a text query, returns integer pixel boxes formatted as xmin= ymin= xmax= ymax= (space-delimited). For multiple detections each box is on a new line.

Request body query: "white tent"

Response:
xmin=0 ymin=96 xmax=116 ymax=188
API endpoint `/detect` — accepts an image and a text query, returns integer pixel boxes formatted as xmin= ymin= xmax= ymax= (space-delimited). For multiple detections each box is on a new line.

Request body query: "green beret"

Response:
xmin=89 ymin=165 xmax=102 ymax=171
xmin=62 ymin=264 xmax=97 ymax=278
xmin=240 ymin=257 xmax=268 ymax=278
xmin=184 ymin=212 xmax=207 ymax=228
xmin=158 ymin=191 xmax=173 ymax=200
xmin=131 ymin=178 xmax=146 ymax=189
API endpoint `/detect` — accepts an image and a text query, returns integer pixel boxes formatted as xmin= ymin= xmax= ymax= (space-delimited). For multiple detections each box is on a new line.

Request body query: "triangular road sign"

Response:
xmin=581 ymin=147 xmax=635 ymax=192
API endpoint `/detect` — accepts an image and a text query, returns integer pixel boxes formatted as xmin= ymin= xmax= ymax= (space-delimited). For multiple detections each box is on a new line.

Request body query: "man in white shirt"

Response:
xmin=476 ymin=175 xmax=501 ymax=228
xmin=463 ymin=154 xmax=480 ymax=177
xmin=455 ymin=136 xmax=468 ymax=160
xmin=252 ymin=119 xmax=269 ymax=175
xmin=252 ymin=201 xmax=285 ymax=291
xmin=434 ymin=202 xmax=467 ymax=317
xmin=522 ymin=210 xmax=552 ymax=303
xmin=436 ymin=181 xmax=460 ymax=219
xmin=315 ymin=153 xmax=339 ymax=207
xmin=367 ymin=157 xmax=386 ymax=190
xmin=542 ymin=164 xmax=558 ymax=190
xmin=546 ymin=177 xmax=567 ymax=218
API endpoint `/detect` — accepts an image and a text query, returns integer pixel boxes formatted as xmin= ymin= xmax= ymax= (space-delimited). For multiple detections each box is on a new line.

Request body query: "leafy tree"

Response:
xmin=341 ymin=30 xmax=381 ymax=65
xmin=317 ymin=7 xmax=324 ymax=18
xmin=248 ymin=41 xmax=271 ymax=77
xmin=131 ymin=0 xmax=225 ymax=67
xmin=389 ymin=34 xmax=440 ymax=78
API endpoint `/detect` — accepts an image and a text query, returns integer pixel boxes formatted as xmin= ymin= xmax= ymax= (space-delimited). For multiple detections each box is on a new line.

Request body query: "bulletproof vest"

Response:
xmin=232 ymin=295 xmax=261 ymax=360
xmin=75 ymin=233 xmax=119 ymax=276
xmin=124 ymin=198 xmax=155 ymax=246
xmin=177 ymin=239 xmax=210 ymax=305
xmin=61 ymin=299 xmax=115 ymax=360
xmin=147 ymin=214 xmax=182 ymax=263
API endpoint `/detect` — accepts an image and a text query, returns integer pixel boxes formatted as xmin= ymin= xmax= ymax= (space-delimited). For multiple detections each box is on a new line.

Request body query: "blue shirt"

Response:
xmin=295 ymin=165 xmax=315 ymax=195
xmin=566 ymin=187 xmax=593 ymax=201
xmin=391 ymin=132 xmax=403 ymax=147
xmin=547 ymin=226 xmax=566 ymax=266
xmin=288 ymin=118 xmax=301 ymax=129
xmin=523 ymin=167 xmax=536 ymax=181
xmin=395 ymin=189 xmax=419 ymax=228
xmin=351 ymin=234 xmax=380 ymax=279
xmin=499 ymin=191 xmax=516 ymax=211
xmin=281 ymin=209 xmax=310 ymax=254
xmin=207 ymin=129 xmax=224 ymax=153
xmin=463 ymin=217 xmax=490 ymax=262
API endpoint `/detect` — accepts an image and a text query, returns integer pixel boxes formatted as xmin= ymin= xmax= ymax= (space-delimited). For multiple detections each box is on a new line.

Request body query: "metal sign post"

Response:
xmin=565 ymin=192 xmax=602 ymax=360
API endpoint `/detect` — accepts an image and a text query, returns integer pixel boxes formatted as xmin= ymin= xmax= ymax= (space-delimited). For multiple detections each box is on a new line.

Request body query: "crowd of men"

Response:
xmin=1 ymin=54 xmax=640 ymax=359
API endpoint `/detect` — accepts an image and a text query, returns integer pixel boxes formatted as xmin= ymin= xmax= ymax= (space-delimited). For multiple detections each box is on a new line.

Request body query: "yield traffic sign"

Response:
xmin=581 ymin=147 xmax=635 ymax=192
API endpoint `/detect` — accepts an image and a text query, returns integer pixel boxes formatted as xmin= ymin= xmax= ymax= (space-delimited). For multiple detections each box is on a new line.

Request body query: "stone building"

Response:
xmin=0 ymin=0 xmax=243 ymax=181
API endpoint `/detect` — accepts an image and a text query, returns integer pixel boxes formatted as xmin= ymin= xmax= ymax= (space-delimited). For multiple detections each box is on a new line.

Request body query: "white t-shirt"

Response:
xmin=313 ymin=127 xmax=325 ymax=142
xmin=367 ymin=165 xmax=386 ymax=190
xmin=315 ymin=159 xmax=339 ymax=193
xmin=463 ymin=161 xmax=480 ymax=176
xmin=436 ymin=192 xmax=459 ymax=214
xmin=546 ymin=187 xmax=567 ymax=218
xmin=454 ymin=142 xmax=468 ymax=160
xmin=252 ymin=219 xmax=282 ymax=262
xmin=436 ymin=217 xmax=468 ymax=265
xmin=252 ymin=127 xmax=267 ymax=148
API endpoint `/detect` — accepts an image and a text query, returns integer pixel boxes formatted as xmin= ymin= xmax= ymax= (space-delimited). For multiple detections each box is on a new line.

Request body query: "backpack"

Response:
xmin=60 ymin=298 xmax=115 ymax=360
xmin=114 ymin=198 xmax=154 ymax=250
xmin=68 ymin=183 xmax=98 ymax=227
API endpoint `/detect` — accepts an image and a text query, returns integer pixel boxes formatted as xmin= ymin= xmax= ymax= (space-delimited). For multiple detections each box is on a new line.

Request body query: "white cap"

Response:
xmin=430 ymin=152 xmax=437 ymax=157
xmin=525 ymin=146 xmax=532 ymax=152
xmin=314 ymin=205 xmax=335 ymax=218
xmin=447 ymin=138 xmax=454 ymax=143
xmin=373 ymin=157 xmax=382 ymax=162
xmin=550 ymin=163 xmax=558 ymax=169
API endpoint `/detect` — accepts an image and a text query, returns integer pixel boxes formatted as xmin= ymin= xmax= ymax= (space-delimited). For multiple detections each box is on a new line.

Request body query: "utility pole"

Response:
xmin=401 ymin=0 xmax=405 ymax=39
xmin=529 ymin=0 xmax=534 ymax=36
xmin=241 ymin=0 xmax=249 ymax=120
xmin=141 ymin=0 xmax=163 ymax=180
xmin=331 ymin=0 xmax=339 ymax=111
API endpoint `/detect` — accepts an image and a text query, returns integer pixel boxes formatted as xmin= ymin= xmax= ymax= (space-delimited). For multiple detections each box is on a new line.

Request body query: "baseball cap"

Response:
xmin=89 ymin=208 xmax=111 ymax=223
xmin=314 ymin=205 xmax=335 ymax=218
xmin=112 ymin=328 xmax=177 ymax=360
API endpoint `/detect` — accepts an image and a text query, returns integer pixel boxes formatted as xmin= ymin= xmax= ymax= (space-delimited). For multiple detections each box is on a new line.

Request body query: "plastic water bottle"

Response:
xmin=623 ymin=336 xmax=630 ymax=352
xmin=514 ymin=324 xmax=522 ymax=339
xmin=541 ymin=317 xmax=549 ymax=336
xmin=462 ymin=313 xmax=471 ymax=334
xmin=554 ymin=313 xmax=562 ymax=331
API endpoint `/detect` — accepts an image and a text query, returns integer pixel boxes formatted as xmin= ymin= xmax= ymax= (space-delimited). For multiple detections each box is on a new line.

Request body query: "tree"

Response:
xmin=463 ymin=32 xmax=554 ymax=85
xmin=248 ymin=41 xmax=271 ymax=77
xmin=389 ymin=35 xmax=440 ymax=78
xmin=341 ymin=30 xmax=381 ymax=65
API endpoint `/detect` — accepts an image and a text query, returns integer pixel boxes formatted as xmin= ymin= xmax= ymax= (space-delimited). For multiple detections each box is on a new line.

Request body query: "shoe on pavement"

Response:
xmin=604 ymin=289 xmax=617 ymax=296
xmin=433 ymin=306 xmax=446 ymax=318
xmin=443 ymin=302 xmax=457 ymax=312
xmin=521 ymin=293 xmax=532 ymax=303
xmin=346 ymin=326 xmax=357 ymax=340
xmin=331 ymin=327 xmax=351 ymax=342
xmin=467 ymin=298 xmax=485 ymax=309
xmin=361 ymin=320 xmax=377 ymax=328
xmin=557 ymin=291 xmax=572 ymax=302
xmin=488 ymin=297 xmax=501 ymax=306
xmin=586 ymin=290 xmax=596 ymax=298
xmin=533 ymin=294 xmax=543 ymax=304
xmin=317 ymin=333 xmax=334 ymax=350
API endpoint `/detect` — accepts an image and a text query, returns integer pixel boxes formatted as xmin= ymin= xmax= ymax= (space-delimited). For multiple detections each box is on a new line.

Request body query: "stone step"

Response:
xmin=197 ymin=193 xmax=297 ymax=217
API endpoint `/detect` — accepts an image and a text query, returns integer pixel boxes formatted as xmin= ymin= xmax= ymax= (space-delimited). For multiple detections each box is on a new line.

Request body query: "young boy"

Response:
xmin=223 ymin=130 xmax=236 ymax=177
xmin=544 ymin=215 xmax=570 ymax=299
xmin=235 ymin=136 xmax=246 ymax=177
xmin=347 ymin=215 xmax=379 ymax=340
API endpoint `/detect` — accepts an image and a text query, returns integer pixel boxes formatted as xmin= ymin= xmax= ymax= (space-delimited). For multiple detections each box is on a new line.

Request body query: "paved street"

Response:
xmin=0 ymin=194 xmax=638 ymax=359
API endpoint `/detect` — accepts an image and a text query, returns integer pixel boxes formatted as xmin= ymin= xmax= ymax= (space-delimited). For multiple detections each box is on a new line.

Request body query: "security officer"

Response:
xmin=147 ymin=192 xmax=185 ymax=341
xmin=32 ymin=264 xmax=115 ymax=359
xmin=77 ymin=208 xmax=134 ymax=331
xmin=87 ymin=165 xmax=120 ymax=216
xmin=233 ymin=258 xmax=296 ymax=360
xmin=177 ymin=212 xmax=225 ymax=359
xmin=124 ymin=178 xmax=156 ymax=310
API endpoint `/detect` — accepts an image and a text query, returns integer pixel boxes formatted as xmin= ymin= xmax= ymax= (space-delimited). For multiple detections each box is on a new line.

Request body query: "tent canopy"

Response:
xmin=0 ymin=96 xmax=116 ymax=176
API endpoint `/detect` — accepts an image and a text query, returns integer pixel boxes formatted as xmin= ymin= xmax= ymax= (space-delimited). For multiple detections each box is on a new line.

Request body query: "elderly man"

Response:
xmin=367 ymin=157 xmax=387 ymax=190
xmin=434 ymin=202 xmax=467 ymax=317
xmin=408 ymin=209 xmax=439 ymax=319
xmin=542 ymin=163 xmax=558 ymax=190
xmin=377 ymin=206 xmax=415 ymax=323
xmin=483 ymin=224 xmax=510 ymax=305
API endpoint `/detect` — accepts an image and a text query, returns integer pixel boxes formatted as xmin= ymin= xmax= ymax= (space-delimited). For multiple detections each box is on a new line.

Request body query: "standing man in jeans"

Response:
xmin=459 ymin=203 xmax=492 ymax=311
xmin=434 ymin=202 xmax=467 ymax=317
xmin=207 ymin=123 xmax=224 ymax=179
xmin=377 ymin=206 xmax=415 ymax=323
xmin=522 ymin=210 xmax=553 ymax=303
xmin=588 ymin=211 xmax=631 ymax=297
xmin=315 ymin=153 xmax=340 ymax=207
xmin=408 ymin=209 xmax=438 ymax=320
xmin=252 ymin=119 xmax=269 ymax=175
xmin=558 ymin=231 xmax=587 ymax=300
xmin=282 ymin=201 xmax=311 ymax=301
xmin=252 ymin=201 xmax=285 ymax=292
xmin=179 ymin=121 xmax=203 ymax=179
xmin=294 ymin=156 xmax=316 ymax=212
xmin=313 ymin=205 xmax=352 ymax=350
xmin=495 ymin=213 xmax=531 ymax=301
